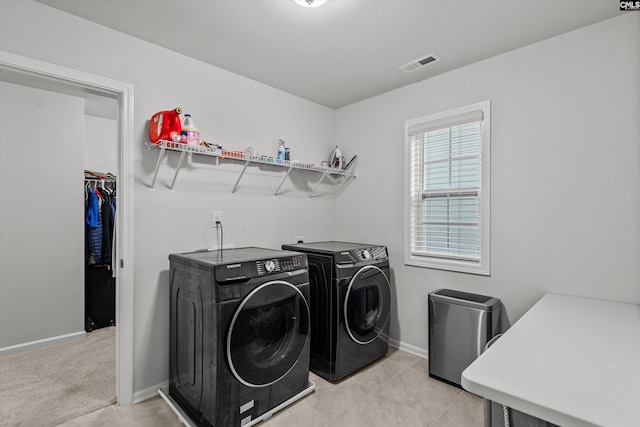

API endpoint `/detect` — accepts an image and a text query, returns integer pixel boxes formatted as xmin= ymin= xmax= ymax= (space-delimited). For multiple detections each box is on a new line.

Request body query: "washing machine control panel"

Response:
xmin=215 ymin=255 xmax=306 ymax=282
xmin=256 ymin=255 xmax=306 ymax=276
xmin=264 ymin=260 xmax=276 ymax=272
xmin=257 ymin=259 xmax=280 ymax=275
xmin=279 ymin=255 xmax=305 ymax=272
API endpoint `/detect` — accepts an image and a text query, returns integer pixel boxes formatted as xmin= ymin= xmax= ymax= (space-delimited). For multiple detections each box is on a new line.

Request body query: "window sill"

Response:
xmin=404 ymin=254 xmax=490 ymax=276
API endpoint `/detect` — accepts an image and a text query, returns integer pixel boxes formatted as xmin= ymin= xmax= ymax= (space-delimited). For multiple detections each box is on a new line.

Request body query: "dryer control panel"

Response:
xmin=335 ymin=246 xmax=388 ymax=264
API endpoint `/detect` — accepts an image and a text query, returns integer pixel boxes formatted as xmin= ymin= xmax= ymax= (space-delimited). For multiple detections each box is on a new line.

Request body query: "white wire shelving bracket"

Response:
xmin=146 ymin=140 xmax=356 ymax=197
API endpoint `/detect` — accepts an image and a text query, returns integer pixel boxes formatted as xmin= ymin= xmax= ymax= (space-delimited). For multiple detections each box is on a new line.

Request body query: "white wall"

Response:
xmin=335 ymin=13 xmax=640 ymax=354
xmin=2 ymin=0 xmax=638 ymax=397
xmin=0 ymin=0 xmax=338 ymax=395
xmin=0 ymin=81 xmax=85 ymax=348
xmin=84 ymin=115 xmax=117 ymax=175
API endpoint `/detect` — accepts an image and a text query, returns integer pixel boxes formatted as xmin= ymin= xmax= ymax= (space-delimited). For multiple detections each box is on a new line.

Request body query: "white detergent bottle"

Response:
xmin=181 ymin=114 xmax=200 ymax=146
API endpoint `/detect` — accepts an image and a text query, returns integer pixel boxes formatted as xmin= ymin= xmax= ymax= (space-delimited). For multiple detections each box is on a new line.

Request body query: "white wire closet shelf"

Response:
xmin=146 ymin=140 xmax=357 ymax=197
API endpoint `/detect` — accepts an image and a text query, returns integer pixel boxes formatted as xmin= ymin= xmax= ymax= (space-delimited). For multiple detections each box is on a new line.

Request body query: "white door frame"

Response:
xmin=0 ymin=50 xmax=135 ymax=405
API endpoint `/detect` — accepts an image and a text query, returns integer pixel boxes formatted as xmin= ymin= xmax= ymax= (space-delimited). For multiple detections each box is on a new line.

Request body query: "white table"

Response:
xmin=462 ymin=293 xmax=640 ymax=427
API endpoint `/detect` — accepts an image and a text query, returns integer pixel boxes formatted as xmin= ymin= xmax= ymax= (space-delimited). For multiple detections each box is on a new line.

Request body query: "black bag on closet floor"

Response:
xmin=85 ymin=265 xmax=116 ymax=332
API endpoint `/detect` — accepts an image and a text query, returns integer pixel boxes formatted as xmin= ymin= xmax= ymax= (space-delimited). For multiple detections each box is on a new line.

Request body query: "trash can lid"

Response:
xmin=428 ymin=288 xmax=501 ymax=310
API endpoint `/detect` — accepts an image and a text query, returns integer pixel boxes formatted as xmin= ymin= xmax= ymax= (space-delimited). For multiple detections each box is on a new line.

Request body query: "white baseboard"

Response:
xmin=0 ymin=331 xmax=86 ymax=357
xmin=133 ymin=381 xmax=169 ymax=405
xmin=387 ymin=336 xmax=429 ymax=360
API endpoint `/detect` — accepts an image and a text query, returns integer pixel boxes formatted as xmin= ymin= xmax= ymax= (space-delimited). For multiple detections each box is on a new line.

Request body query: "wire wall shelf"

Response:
xmin=146 ymin=140 xmax=356 ymax=197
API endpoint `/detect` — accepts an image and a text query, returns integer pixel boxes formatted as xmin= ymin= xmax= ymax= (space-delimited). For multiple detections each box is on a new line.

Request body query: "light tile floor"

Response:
xmin=56 ymin=348 xmax=483 ymax=427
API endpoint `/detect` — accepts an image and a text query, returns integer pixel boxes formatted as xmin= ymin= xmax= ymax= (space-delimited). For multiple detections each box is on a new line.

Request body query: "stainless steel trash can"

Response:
xmin=428 ymin=289 xmax=501 ymax=388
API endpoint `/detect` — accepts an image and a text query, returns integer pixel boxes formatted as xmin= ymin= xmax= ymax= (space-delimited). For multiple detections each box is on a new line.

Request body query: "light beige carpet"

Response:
xmin=0 ymin=327 xmax=116 ymax=427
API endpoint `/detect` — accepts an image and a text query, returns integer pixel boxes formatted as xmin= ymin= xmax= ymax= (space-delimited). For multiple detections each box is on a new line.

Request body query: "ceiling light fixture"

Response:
xmin=294 ymin=0 xmax=327 ymax=8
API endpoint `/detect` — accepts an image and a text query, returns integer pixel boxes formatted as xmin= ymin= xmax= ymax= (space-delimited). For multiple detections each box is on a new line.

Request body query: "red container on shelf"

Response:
xmin=149 ymin=108 xmax=182 ymax=144
xmin=221 ymin=150 xmax=244 ymax=160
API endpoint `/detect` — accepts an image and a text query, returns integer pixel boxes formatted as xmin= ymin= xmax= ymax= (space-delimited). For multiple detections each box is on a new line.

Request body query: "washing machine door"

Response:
xmin=227 ymin=280 xmax=310 ymax=388
xmin=343 ymin=265 xmax=391 ymax=345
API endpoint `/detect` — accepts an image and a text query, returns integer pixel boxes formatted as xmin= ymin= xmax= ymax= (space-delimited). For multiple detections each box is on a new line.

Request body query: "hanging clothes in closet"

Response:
xmin=84 ymin=170 xmax=116 ymax=332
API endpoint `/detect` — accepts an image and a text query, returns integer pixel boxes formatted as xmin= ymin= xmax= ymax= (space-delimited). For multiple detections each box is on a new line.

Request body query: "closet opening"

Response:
xmin=85 ymin=172 xmax=117 ymax=334
xmin=0 ymin=51 xmax=134 ymax=407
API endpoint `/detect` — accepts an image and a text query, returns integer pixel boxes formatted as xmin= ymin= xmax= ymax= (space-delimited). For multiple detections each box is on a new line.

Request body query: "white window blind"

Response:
xmin=404 ymin=101 xmax=490 ymax=275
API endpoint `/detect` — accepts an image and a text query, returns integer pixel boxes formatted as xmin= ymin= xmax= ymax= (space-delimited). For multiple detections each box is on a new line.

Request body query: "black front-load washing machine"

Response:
xmin=281 ymin=241 xmax=391 ymax=382
xmin=168 ymin=247 xmax=311 ymax=427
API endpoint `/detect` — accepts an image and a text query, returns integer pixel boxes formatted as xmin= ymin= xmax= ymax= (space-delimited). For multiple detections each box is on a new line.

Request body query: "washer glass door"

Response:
xmin=344 ymin=265 xmax=391 ymax=344
xmin=227 ymin=280 xmax=310 ymax=387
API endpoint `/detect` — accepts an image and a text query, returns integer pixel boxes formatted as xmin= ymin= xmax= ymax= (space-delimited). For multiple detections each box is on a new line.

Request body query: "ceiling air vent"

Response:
xmin=399 ymin=54 xmax=441 ymax=73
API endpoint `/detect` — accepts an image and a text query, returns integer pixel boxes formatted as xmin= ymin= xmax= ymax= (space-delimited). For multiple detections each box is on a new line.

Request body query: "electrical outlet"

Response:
xmin=212 ymin=211 xmax=222 ymax=225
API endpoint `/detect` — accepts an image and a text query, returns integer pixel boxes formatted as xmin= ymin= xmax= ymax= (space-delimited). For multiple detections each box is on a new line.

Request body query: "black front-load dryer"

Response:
xmin=168 ymin=247 xmax=311 ymax=427
xmin=281 ymin=241 xmax=391 ymax=382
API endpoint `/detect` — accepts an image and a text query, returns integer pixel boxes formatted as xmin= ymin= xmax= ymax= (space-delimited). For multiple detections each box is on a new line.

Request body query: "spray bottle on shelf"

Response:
xmin=181 ymin=113 xmax=200 ymax=146
xmin=277 ymin=139 xmax=286 ymax=162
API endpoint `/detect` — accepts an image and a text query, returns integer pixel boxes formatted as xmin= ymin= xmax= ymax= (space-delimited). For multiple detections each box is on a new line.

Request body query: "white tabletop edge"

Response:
xmin=461 ymin=293 xmax=640 ymax=427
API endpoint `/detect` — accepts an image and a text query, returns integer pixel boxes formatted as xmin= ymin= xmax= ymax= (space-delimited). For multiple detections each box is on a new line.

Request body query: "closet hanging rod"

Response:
xmin=84 ymin=177 xmax=117 ymax=182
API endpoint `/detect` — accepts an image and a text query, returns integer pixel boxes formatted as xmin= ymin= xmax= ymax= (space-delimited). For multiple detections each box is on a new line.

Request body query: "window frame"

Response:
xmin=404 ymin=100 xmax=491 ymax=275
